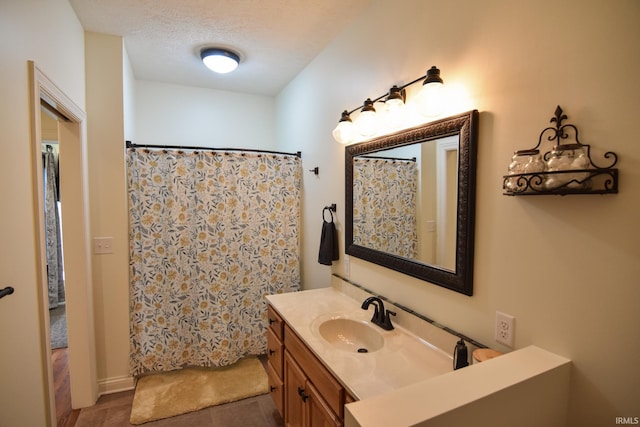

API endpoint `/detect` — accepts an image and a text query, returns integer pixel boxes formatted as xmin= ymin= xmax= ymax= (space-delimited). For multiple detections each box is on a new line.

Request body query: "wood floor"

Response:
xmin=52 ymin=347 xmax=81 ymax=427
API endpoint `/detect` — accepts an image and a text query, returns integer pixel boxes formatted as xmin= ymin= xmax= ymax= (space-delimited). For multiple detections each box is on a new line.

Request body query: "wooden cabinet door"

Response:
xmin=285 ymin=351 xmax=307 ymax=427
xmin=307 ymin=381 xmax=341 ymax=427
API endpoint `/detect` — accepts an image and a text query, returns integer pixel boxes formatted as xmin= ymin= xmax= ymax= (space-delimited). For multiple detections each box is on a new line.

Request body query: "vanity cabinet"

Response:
xmin=266 ymin=304 xmax=354 ymax=427
xmin=267 ymin=305 xmax=285 ymax=415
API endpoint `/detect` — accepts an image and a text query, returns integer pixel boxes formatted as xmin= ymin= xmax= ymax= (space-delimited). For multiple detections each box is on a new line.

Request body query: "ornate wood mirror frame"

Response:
xmin=345 ymin=110 xmax=479 ymax=295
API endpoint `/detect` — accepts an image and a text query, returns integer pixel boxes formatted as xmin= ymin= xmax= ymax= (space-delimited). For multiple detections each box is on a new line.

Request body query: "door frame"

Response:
xmin=435 ymin=135 xmax=459 ymax=268
xmin=28 ymin=61 xmax=98 ymax=420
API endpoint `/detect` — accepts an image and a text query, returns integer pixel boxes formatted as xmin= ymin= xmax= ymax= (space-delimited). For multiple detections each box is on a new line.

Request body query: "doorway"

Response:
xmin=29 ymin=61 xmax=98 ymax=425
xmin=41 ymin=105 xmax=68 ymax=351
xmin=40 ymin=104 xmax=76 ymax=425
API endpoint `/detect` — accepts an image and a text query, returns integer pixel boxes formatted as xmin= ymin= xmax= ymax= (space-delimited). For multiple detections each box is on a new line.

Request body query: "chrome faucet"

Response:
xmin=361 ymin=296 xmax=396 ymax=330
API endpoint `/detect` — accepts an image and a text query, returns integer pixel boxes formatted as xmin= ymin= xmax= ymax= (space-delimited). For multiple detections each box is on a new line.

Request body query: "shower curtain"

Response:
xmin=127 ymin=148 xmax=301 ymax=376
xmin=43 ymin=145 xmax=64 ymax=309
xmin=352 ymin=157 xmax=418 ymax=259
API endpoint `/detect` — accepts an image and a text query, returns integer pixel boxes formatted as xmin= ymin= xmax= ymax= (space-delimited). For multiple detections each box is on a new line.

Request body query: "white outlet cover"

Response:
xmin=495 ymin=311 xmax=515 ymax=348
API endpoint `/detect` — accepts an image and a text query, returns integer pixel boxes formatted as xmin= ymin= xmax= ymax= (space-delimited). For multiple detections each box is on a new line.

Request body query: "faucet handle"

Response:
xmin=381 ymin=310 xmax=396 ymax=330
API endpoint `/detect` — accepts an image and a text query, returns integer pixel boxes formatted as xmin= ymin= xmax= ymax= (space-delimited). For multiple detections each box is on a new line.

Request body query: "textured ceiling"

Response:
xmin=70 ymin=0 xmax=372 ymax=96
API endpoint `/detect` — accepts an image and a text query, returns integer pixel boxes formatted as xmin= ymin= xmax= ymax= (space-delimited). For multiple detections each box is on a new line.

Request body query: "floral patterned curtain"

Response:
xmin=352 ymin=157 xmax=418 ymax=259
xmin=127 ymin=148 xmax=301 ymax=376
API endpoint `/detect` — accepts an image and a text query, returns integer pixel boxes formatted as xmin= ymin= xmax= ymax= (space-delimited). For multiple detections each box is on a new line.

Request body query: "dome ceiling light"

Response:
xmin=200 ymin=48 xmax=240 ymax=74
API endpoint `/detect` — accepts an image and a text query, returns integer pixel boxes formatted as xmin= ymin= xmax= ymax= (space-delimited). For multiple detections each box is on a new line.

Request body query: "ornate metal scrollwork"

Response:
xmin=503 ymin=106 xmax=619 ymax=196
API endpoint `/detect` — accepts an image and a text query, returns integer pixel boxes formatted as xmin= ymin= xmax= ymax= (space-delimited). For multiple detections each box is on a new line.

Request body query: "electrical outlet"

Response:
xmin=495 ymin=311 xmax=515 ymax=348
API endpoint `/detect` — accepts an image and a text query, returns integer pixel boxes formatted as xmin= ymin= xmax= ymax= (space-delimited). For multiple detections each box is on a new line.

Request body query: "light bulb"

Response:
xmin=384 ymin=85 xmax=406 ymax=129
xmin=385 ymin=97 xmax=406 ymax=129
xmin=356 ymin=99 xmax=377 ymax=137
xmin=333 ymin=120 xmax=355 ymax=144
xmin=416 ymin=66 xmax=444 ymax=117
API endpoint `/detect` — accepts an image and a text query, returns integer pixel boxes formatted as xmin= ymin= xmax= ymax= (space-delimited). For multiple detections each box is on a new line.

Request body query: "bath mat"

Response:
xmin=129 ymin=356 xmax=268 ymax=425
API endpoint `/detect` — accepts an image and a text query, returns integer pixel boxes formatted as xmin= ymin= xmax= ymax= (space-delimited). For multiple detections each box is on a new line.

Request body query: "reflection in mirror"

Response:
xmin=346 ymin=110 xmax=478 ymax=295
xmin=352 ymin=135 xmax=458 ymax=271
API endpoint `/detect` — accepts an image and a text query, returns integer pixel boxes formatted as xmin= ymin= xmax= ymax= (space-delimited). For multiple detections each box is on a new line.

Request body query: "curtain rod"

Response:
xmin=358 ymin=155 xmax=417 ymax=162
xmin=125 ymin=141 xmax=301 ymax=158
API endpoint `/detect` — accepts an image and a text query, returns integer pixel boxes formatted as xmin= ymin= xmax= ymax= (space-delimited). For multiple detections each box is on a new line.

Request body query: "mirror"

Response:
xmin=345 ymin=110 xmax=478 ymax=295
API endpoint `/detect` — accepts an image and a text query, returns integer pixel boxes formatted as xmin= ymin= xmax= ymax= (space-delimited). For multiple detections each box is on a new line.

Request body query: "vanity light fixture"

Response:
xmin=385 ymin=85 xmax=407 ymax=129
xmin=332 ymin=65 xmax=445 ymax=144
xmin=201 ymin=48 xmax=240 ymax=74
xmin=355 ymin=98 xmax=378 ymax=137
xmin=332 ymin=111 xmax=355 ymax=145
xmin=415 ymin=66 xmax=444 ymax=117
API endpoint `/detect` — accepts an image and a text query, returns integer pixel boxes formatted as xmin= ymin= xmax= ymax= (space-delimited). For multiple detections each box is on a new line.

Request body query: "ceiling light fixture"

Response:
xmin=333 ymin=65 xmax=445 ymax=144
xmin=200 ymin=48 xmax=240 ymax=74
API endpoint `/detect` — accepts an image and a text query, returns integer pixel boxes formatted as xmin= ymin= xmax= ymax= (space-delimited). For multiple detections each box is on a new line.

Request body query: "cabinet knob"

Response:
xmin=268 ymin=349 xmax=276 ymax=356
xmin=297 ymin=386 xmax=309 ymax=402
xmin=268 ymin=318 xmax=276 ymax=324
xmin=270 ymin=385 xmax=276 ymax=392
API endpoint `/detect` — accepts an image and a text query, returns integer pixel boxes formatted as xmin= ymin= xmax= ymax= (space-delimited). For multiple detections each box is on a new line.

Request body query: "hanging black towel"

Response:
xmin=318 ymin=208 xmax=339 ymax=265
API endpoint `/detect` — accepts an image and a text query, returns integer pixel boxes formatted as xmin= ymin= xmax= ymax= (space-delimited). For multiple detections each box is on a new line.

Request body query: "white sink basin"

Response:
xmin=318 ymin=318 xmax=384 ymax=353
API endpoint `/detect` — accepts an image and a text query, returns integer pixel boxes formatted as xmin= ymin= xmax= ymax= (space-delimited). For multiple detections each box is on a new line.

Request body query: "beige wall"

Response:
xmin=84 ymin=32 xmax=132 ymax=392
xmin=276 ymin=0 xmax=640 ymax=425
xmin=0 ymin=0 xmax=86 ymax=425
xmin=135 ymin=80 xmax=277 ymax=149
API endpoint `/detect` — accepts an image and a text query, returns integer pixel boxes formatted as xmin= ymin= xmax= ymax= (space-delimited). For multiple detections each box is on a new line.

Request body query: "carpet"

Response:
xmin=129 ymin=356 xmax=269 ymax=425
xmin=50 ymin=303 xmax=67 ymax=349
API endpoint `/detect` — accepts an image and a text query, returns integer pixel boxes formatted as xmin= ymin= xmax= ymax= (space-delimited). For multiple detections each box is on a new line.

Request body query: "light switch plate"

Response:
xmin=93 ymin=237 xmax=113 ymax=254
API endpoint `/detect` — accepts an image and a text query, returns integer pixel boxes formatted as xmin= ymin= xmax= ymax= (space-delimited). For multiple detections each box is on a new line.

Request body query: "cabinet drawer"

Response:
xmin=284 ymin=324 xmax=344 ymax=419
xmin=267 ymin=304 xmax=284 ymax=341
xmin=266 ymin=327 xmax=284 ymax=378
xmin=345 ymin=392 xmax=357 ymax=404
xmin=266 ymin=362 xmax=284 ymax=416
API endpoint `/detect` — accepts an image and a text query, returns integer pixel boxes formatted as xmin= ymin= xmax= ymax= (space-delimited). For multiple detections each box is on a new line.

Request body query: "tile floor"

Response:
xmin=75 ymin=355 xmax=284 ymax=427
xmin=75 ymin=390 xmax=284 ymax=427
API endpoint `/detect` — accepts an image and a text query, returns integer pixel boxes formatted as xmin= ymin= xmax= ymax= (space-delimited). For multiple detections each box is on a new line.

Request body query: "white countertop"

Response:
xmin=266 ymin=286 xmax=453 ymax=400
xmin=266 ymin=279 xmax=572 ymax=427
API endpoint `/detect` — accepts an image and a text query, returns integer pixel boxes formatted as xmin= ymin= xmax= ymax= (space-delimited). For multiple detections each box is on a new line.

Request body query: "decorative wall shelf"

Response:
xmin=503 ymin=106 xmax=618 ymax=196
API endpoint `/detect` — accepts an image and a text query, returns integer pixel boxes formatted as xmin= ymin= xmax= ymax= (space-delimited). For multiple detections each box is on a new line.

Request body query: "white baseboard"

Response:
xmin=97 ymin=375 xmax=136 ymax=397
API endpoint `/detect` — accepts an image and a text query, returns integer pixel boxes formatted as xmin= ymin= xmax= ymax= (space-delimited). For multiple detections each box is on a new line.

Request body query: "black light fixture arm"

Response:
xmin=341 ymin=69 xmax=436 ymax=115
